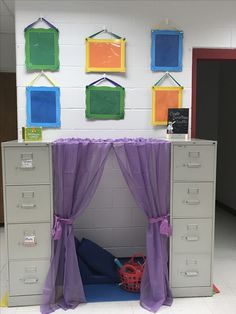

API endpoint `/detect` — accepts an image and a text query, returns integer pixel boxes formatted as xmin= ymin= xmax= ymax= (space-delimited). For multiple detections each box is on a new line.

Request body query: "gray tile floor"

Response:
xmin=1 ymin=207 xmax=236 ymax=313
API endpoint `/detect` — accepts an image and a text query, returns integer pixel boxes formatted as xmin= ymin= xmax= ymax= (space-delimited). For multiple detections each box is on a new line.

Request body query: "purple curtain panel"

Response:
xmin=41 ymin=138 xmax=172 ymax=314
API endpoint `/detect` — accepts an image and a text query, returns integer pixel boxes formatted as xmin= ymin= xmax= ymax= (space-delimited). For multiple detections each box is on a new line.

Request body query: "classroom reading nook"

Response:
xmin=2 ymin=1 xmax=228 ymax=314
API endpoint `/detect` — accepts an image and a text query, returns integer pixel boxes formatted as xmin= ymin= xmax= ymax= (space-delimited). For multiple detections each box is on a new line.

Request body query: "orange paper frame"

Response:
xmin=86 ymin=38 xmax=126 ymax=72
xmin=152 ymin=86 xmax=183 ymax=126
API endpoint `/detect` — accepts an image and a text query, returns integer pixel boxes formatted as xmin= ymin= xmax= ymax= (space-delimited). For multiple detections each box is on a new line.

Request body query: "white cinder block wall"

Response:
xmin=74 ymin=149 xmax=147 ymax=256
xmin=14 ymin=0 xmax=236 ymax=255
xmin=15 ymin=0 xmax=236 ymax=141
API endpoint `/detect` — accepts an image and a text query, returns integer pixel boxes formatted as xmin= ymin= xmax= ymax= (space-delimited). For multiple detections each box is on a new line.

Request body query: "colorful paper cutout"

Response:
xmin=86 ymin=86 xmax=125 ymax=120
xmin=152 ymin=86 xmax=183 ymax=125
xmin=86 ymin=77 xmax=125 ymax=120
xmin=25 ymin=27 xmax=59 ymax=71
xmin=86 ymin=38 xmax=126 ymax=72
xmin=26 ymin=86 xmax=61 ymax=128
xmin=151 ymin=30 xmax=183 ymax=72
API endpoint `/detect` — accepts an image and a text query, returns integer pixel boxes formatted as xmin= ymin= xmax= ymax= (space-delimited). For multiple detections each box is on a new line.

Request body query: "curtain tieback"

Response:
xmin=149 ymin=214 xmax=172 ymax=237
xmin=52 ymin=215 xmax=73 ymax=240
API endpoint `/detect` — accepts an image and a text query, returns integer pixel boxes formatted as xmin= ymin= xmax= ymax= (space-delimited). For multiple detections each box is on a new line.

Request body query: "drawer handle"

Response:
xmin=185 ymin=236 xmax=199 ymax=241
xmin=187 ymin=163 xmax=201 ymax=168
xmin=19 ymin=204 xmax=36 ymax=209
xmin=184 ymin=199 xmax=200 ymax=205
xmin=16 ymin=166 xmax=35 ymax=170
xmin=21 ymin=278 xmax=39 ymax=284
xmin=20 ymin=241 xmax=37 ymax=247
xmin=184 ymin=271 xmax=199 ymax=277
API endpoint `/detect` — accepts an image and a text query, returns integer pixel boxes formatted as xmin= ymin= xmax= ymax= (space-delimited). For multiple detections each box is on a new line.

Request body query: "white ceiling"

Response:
xmin=0 ymin=0 xmax=235 ymax=35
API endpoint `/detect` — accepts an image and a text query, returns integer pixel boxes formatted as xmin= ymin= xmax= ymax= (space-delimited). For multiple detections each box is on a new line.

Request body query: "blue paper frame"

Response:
xmin=151 ymin=30 xmax=183 ymax=72
xmin=26 ymin=86 xmax=61 ymax=128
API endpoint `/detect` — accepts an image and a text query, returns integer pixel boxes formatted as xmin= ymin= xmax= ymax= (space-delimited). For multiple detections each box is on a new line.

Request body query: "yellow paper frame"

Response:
xmin=86 ymin=38 xmax=126 ymax=72
xmin=152 ymin=86 xmax=183 ymax=126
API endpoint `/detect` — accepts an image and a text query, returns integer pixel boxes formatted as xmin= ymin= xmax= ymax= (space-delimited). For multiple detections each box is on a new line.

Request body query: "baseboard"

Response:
xmin=216 ymin=201 xmax=236 ymax=216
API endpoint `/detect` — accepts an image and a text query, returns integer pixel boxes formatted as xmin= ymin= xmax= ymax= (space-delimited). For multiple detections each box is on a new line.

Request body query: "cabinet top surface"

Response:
xmin=1 ymin=138 xmax=217 ymax=147
xmin=1 ymin=140 xmax=50 ymax=147
xmin=168 ymin=138 xmax=217 ymax=145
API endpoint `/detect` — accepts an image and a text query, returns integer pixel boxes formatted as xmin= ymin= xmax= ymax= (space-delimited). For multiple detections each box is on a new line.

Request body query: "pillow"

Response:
xmin=74 ymin=237 xmax=117 ymax=284
xmin=78 ymin=256 xmax=115 ymax=285
xmin=77 ymin=238 xmax=119 ymax=282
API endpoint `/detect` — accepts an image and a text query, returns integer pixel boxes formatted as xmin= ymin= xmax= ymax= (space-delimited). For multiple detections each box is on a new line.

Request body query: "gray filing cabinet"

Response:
xmin=1 ymin=139 xmax=216 ymax=306
xmin=1 ymin=141 xmax=53 ymax=306
xmin=169 ymin=139 xmax=217 ymax=297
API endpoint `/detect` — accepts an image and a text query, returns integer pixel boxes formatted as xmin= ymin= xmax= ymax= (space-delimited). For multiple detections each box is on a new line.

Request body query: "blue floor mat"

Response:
xmin=84 ymin=284 xmax=140 ymax=302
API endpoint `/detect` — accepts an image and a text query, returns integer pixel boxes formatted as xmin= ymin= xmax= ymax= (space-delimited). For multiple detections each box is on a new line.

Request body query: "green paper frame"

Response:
xmin=25 ymin=28 xmax=59 ymax=71
xmin=86 ymin=86 xmax=125 ymax=120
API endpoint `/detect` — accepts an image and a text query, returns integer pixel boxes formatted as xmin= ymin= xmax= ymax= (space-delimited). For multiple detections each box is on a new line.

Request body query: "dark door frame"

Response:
xmin=0 ymin=72 xmax=17 ymax=224
xmin=191 ymin=48 xmax=236 ymax=137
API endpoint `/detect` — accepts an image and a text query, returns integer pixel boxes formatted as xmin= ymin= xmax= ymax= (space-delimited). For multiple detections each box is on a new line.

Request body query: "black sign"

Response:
xmin=167 ymin=108 xmax=189 ymax=134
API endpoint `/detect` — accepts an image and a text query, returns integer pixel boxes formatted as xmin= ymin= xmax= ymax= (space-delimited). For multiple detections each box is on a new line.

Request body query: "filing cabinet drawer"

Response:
xmin=4 ymin=146 xmax=50 ymax=184
xmin=172 ymin=219 xmax=212 ymax=253
xmin=6 ymin=185 xmax=51 ymax=223
xmin=9 ymin=260 xmax=50 ymax=296
xmin=172 ymin=182 xmax=214 ymax=218
xmin=173 ymin=145 xmax=215 ymax=181
xmin=171 ymin=253 xmax=211 ymax=287
xmin=8 ymin=223 xmax=51 ymax=259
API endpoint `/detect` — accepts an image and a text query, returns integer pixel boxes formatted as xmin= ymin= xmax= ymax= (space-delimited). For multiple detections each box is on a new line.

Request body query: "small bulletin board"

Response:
xmin=26 ymin=86 xmax=61 ymax=128
xmin=151 ymin=30 xmax=183 ymax=72
xmin=86 ymin=77 xmax=125 ymax=120
xmin=25 ymin=27 xmax=59 ymax=71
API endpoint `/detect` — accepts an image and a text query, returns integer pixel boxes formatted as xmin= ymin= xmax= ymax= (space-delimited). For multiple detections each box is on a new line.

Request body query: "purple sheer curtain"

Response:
xmin=113 ymin=138 xmax=173 ymax=312
xmin=41 ymin=139 xmax=112 ymax=314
